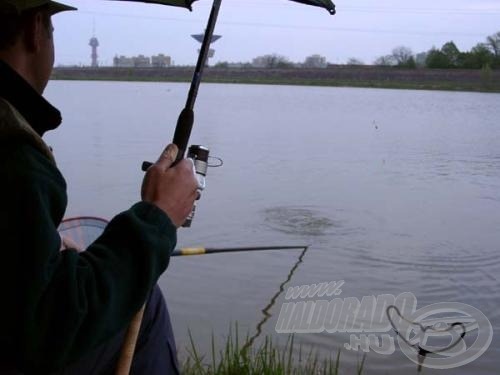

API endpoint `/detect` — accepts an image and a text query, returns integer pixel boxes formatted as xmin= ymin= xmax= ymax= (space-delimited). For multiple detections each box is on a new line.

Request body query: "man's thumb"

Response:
xmin=156 ymin=144 xmax=179 ymax=169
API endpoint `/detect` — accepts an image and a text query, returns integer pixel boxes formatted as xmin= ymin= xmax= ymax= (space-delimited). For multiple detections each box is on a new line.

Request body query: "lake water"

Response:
xmin=45 ymin=81 xmax=500 ymax=374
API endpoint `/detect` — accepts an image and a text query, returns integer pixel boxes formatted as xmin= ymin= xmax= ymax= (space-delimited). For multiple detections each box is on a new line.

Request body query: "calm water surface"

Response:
xmin=45 ymin=81 xmax=500 ymax=374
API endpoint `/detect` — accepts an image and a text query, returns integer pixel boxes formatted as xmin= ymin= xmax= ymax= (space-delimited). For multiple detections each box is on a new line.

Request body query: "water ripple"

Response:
xmin=262 ymin=206 xmax=363 ymax=237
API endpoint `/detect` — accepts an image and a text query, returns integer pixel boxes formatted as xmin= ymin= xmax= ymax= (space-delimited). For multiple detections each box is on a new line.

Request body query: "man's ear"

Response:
xmin=22 ymin=12 xmax=45 ymax=53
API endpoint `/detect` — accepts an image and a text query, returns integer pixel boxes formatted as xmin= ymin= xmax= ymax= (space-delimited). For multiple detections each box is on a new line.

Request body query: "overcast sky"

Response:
xmin=52 ymin=0 xmax=500 ymax=66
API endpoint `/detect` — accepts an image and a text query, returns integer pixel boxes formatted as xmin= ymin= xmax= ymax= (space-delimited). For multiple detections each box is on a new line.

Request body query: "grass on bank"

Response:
xmin=181 ymin=326 xmax=366 ymax=375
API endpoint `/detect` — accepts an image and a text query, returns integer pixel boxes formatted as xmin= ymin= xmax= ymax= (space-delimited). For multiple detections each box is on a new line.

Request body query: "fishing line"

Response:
xmin=241 ymin=246 xmax=309 ymax=353
xmin=207 ymin=156 xmax=223 ymax=167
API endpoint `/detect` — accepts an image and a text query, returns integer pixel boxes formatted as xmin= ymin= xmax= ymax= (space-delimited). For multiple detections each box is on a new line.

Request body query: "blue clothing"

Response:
xmin=0 ymin=286 xmax=179 ymax=374
xmin=59 ymin=285 xmax=179 ymax=375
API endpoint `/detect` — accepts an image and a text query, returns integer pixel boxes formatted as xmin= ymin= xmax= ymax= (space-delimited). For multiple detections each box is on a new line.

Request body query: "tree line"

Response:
xmin=373 ymin=31 xmax=500 ymax=69
xmin=214 ymin=31 xmax=499 ymax=70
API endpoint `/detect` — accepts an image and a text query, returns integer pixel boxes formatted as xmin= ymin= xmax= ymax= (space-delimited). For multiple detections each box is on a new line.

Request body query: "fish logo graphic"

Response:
xmin=388 ymin=302 xmax=492 ymax=370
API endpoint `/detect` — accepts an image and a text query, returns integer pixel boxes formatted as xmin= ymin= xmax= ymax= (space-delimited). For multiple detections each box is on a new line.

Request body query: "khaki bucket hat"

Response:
xmin=0 ymin=0 xmax=77 ymax=14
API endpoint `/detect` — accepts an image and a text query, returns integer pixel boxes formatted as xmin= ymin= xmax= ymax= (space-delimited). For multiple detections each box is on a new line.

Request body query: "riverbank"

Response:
xmin=181 ymin=327 xmax=361 ymax=375
xmin=51 ymin=65 xmax=500 ymax=92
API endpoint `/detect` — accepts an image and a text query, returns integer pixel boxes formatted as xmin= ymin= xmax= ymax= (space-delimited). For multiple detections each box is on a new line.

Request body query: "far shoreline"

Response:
xmin=51 ymin=66 xmax=500 ymax=93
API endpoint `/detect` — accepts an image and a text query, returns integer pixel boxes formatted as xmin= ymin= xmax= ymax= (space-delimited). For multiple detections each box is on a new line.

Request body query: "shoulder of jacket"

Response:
xmin=0 ymin=97 xmax=56 ymax=164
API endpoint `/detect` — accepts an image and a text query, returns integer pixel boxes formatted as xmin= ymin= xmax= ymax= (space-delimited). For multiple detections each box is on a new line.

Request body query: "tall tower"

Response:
xmin=89 ymin=22 xmax=99 ymax=67
xmin=89 ymin=36 xmax=99 ymax=67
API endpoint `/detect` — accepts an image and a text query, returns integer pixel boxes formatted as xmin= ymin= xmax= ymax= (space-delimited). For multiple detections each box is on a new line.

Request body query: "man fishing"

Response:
xmin=0 ymin=0 xmax=198 ymax=373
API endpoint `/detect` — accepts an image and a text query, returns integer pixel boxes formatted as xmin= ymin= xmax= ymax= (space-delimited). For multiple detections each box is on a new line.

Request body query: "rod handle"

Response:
xmin=172 ymin=107 xmax=194 ymax=158
xmin=115 ymin=304 xmax=146 ymax=375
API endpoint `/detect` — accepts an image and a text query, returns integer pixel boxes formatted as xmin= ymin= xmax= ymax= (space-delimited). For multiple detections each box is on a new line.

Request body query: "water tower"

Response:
xmin=191 ymin=33 xmax=221 ymax=66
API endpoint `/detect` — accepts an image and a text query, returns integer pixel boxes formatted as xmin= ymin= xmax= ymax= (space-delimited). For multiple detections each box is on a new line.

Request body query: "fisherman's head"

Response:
xmin=0 ymin=0 xmax=76 ymax=93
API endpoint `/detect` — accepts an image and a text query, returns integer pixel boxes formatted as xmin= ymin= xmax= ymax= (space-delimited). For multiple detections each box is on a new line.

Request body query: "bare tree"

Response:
xmin=303 ymin=54 xmax=327 ymax=68
xmin=486 ymin=31 xmax=500 ymax=57
xmin=391 ymin=46 xmax=412 ymax=63
xmin=252 ymin=54 xmax=292 ymax=68
xmin=373 ymin=55 xmax=395 ymax=66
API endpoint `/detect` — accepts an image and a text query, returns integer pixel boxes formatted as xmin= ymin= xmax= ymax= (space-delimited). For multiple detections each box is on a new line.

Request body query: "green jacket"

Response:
xmin=0 ymin=60 xmax=177 ymax=373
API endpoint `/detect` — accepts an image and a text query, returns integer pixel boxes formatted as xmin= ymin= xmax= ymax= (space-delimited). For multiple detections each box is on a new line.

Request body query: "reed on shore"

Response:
xmin=180 ymin=325 xmax=366 ymax=375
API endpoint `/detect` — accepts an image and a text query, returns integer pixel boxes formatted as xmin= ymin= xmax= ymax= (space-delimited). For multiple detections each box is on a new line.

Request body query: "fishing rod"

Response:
xmin=58 ymin=214 xmax=308 ymax=256
xmin=118 ymin=3 xmax=224 ymax=374
xmin=172 ymin=245 xmax=308 ymax=256
xmin=74 ymin=0 xmax=336 ymax=373
xmin=142 ymin=0 xmax=222 ymax=163
xmin=141 ymin=0 xmax=223 ymax=228
xmin=114 ymin=0 xmax=335 ymax=371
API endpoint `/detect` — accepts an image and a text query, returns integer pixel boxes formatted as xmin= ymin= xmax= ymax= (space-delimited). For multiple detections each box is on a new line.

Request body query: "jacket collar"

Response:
xmin=0 ymin=60 xmax=61 ymax=137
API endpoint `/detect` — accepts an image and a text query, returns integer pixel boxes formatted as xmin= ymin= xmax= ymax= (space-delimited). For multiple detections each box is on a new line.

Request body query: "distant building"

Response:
xmin=415 ymin=52 xmax=428 ymax=67
xmin=151 ymin=54 xmax=171 ymax=67
xmin=134 ymin=55 xmax=151 ymax=68
xmin=113 ymin=55 xmax=134 ymax=67
xmin=251 ymin=56 xmax=268 ymax=68
xmin=113 ymin=54 xmax=171 ymax=68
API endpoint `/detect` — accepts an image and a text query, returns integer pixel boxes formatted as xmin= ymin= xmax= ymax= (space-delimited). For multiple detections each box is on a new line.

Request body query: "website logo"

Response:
xmin=275 ymin=281 xmax=492 ymax=370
